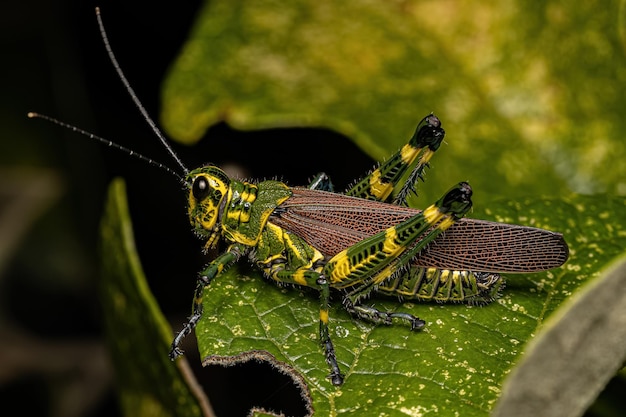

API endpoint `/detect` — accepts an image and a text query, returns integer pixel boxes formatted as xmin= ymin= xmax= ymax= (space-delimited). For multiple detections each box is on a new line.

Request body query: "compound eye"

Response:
xmin=192 ymin=176 xmax=211 ymax=201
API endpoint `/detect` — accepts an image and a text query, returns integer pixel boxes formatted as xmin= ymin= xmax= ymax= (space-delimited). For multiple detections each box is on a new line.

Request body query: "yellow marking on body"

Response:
xmin=284 ymin=233 xmax=306 ymax=264
xmin=261 ymin=252 xmax=285 ymax=267
xmin=226 ymin=208 xmax=240 ymax=222
xmin=423 ymin=205 xmax=443 ymax=224
xmin=311 ymin=251 xmax=325 ymax=270
xmin=239 ymin=211 xmax=251 ymax=222
xmin=258 ymin=221 xmax=282 ymax=246
xmin=320 ymin=309 xmax=329 ymax=324
xmin=187 ymin=193 xmax=197 ymax=214
xmin=440 ymin=269 xmax=451 ymax=282
xmin=226 ymin=189 xmax=290 ymax=247
xmin=293 ymin=270 xmax=308 ymax=286
xmin=240 ymin=188 xmax=255 ymax=203
xmin=224 ymin=187 xmax=255 ymax=224
xmin=238 ymin=190 xmax=256 ymax=222
xmin=369 ymin=169 xmax=393 ymax=200
xmin=201 ymin=217 xmax=217 ymax=233
xmin=226 ymin=230 xmax=258 ymax=246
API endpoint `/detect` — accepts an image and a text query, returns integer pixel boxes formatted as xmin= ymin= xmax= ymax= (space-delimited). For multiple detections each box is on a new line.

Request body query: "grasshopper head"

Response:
xmin=186 ymin=166 xmax=230 ymax=245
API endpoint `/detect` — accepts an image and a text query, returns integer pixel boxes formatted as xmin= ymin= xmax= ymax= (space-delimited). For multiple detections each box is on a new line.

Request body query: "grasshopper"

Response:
xmin=30 ymin=8 xmax=569 ymax=386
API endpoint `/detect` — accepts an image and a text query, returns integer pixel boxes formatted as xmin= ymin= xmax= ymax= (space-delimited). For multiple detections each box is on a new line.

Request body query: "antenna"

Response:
xmin=94 ymin=7 xmax=189 ymax=175
xmin=28 ymin=112 xmax=184 ymax=181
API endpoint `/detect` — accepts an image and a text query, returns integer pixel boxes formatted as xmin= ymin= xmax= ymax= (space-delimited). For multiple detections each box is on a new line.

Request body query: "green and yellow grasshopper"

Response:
xmin=30 ymin=8 xmax=569 ymax=386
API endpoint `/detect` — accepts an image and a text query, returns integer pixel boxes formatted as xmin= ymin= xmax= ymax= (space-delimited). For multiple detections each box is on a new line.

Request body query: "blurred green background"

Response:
xmin=2 ymin=0 xmax=625 ymax=416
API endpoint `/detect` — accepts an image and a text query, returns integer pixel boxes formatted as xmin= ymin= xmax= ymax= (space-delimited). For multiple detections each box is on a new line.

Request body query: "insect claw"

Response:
xmin=410 ymin=318 xmax=426 ymax=331
xmin=168 ymin=347 xmax=184 ymax=360
xmin=329 ymin=372 xmax=345 ymax=386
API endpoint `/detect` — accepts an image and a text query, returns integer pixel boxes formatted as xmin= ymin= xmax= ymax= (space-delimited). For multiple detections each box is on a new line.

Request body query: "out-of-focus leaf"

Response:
xmin=100 ymin=178 xmax=213 ymax=417
xmin=162 ymin=0 xmax=626 ymax=203
xmin=492 ymin=254 xmax=626 ymax=417
xmin=0 ymin=168 xmax=62 ymax=273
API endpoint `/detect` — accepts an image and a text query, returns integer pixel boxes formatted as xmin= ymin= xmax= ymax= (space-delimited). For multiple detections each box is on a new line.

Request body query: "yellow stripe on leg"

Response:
xmin=320 ymin=309 xmax=329 ymax=324
xmin=369 ymin=169 xmax=394 ymax=200
xmin=423 ymin=205 xmax=443 ymax=224
xmin=438 ymin=216 xmax=457 ymax=231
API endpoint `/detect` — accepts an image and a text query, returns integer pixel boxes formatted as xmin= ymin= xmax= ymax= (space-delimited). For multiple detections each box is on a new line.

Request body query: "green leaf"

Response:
xmin=162 ymin=0 xmax=626 ymax=203
xmin=195 ymin=194 xmax=626 ymax=415
xmin=99 ymin=178 xmax=213 ymax=417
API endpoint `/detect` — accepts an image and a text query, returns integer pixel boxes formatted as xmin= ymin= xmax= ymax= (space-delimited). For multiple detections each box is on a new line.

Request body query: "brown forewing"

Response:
xmin=269 ymin=187 xmax=568 ymax=273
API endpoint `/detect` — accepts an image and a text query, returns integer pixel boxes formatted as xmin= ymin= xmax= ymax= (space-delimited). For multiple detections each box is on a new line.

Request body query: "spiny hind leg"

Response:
xmin=345 ymin=114 xmax=445 ymax=204
xmin=326 ymin=182 xmax=474 ymax=331
xmin=323 ymin=182 xmax=474 ymax=292
xmin=308 ymin=114 xmax=444 ymax=202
